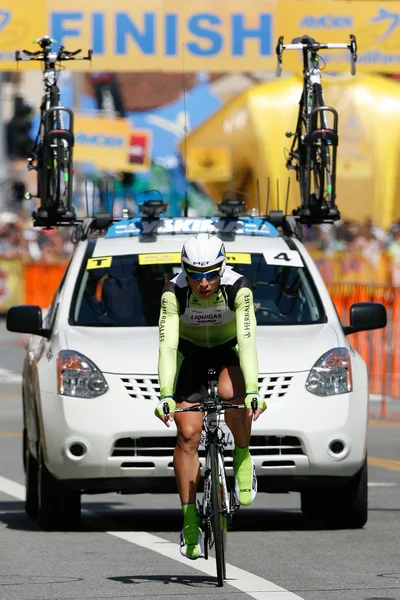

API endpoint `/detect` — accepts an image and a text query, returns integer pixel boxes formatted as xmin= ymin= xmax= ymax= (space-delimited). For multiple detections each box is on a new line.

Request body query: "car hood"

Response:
xmin=65 ymin=323 xmax=339 ymax=375
xmin=256 ymin=324 xmax=340 ymax=372
xmin=65 ymin=327 xmax=159 ymax=374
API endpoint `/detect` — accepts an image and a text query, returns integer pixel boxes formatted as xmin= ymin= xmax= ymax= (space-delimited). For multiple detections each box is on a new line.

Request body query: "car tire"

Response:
xmin=301 ymin=488 xmax=324 ymax=521
xmin=37 ymin=441 xmax=82 ymax=531
xmin=323 ymin=458 xmax=368 ymax=529
xmin=25 ymin=444 xmax=39 ymax=520
xmin=23 ymin=427 xmax=27 ymax=471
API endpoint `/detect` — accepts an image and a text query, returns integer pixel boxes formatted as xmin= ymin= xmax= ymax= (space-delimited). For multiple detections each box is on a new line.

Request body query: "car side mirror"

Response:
xmin=6 ymin=305 xmax=51 ymax=339
xmin=343 ymin=302 xmax=387 ymax=335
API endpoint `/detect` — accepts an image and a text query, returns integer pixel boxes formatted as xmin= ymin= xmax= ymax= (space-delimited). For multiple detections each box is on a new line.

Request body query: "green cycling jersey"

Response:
xmin=158 ymin=266 xmax=258 ymax=399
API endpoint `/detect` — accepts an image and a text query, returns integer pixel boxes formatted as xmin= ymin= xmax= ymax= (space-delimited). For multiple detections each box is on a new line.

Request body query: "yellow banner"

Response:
xmin=45 ymin=0 xmax=276 ymax=72
xmin=275 ymin=2 xmax=400 ymax=73
xmin=0 ymin=260 xmax=23 ymax=311
xmin=2 ymin=2 xmax=400 ymax=72
xmin=0 ymin=1 xmax=47 ymax=70
xmin=186 ymin=146 xmax=232 ymax=182
xmin=74 ymin=115 xmax=130 ymax=171
xmin=74 ymin=115 xmax=152 ymax=172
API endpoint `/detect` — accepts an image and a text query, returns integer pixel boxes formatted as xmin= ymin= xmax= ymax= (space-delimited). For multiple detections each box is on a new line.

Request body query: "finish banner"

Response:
xmin=2 ymin=1 xmax=400 ymax=72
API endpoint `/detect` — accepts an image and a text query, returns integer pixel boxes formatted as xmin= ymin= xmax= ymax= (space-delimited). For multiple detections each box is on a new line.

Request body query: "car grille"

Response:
xmin=120 ymin=373 xmax=294 ymax=401
xmin=111 ymin=435 xmax=304 ymax=458
xmin=120 ymin=376 xmax=160 ymax=401
xmin=258 ymin=374 xmax=293 ymax=400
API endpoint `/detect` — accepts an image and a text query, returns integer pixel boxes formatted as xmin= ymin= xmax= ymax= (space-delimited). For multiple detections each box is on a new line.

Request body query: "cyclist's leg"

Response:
xmin=173 ymin=351 xmax=205 ymax=559
xmin=174 ymin=403 xmax=203 ymax=504
xmin=217 ymin=350 xmax=257 ymax=506
xmin=218 ymin=365 xmax=250 ymax=446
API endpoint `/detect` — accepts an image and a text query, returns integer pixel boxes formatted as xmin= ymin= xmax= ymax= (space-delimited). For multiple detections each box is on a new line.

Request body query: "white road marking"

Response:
xmin=0 ymin=367 xmax=22 ymax=384
xmin=368 ymin=482 xmax=397 ymax=487
xmin=0 ymin=475 xmax=304 ymax=599
xmin=107 ymin=530 xmax=304 ymax=599
xmin=0 ymin=475 xmax=25 ymax=500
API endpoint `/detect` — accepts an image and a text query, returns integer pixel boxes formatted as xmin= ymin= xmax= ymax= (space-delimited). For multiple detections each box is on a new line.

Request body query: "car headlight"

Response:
xmin=305 ymin=348 xmax=352 ymax=396
xmin=57 ymin=350 xmax=108 ymax=398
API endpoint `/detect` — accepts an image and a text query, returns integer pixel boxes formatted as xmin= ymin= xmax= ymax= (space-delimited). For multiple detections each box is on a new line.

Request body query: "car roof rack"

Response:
xmin=27 ymin=182 xmax=313 ymax=243
xmin=104 ymin=198 xmax=303 ymax=241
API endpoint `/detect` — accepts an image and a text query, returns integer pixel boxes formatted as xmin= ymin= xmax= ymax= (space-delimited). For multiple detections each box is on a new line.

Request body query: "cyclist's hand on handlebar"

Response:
xmin=155 ymin=396 xmax=176 ymax=427
xmin=245 ymin=394 xmax=267 ymax=421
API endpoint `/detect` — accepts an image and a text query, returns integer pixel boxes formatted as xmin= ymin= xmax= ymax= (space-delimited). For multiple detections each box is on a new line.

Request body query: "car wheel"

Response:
xmin=23 ymin=427 xmax=27 ymax=471
xmin=301 ymin=488 xmax=324 ymax=521
xmin=25 ymin=444 xmax=38 ymax=520
xmin=323 ymin=458 xmax=368 ymax=529
xmin=37 ymin=441 xmax=82 ymax=531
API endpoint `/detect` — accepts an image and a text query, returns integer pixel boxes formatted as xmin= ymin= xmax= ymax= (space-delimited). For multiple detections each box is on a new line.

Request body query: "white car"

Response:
xmin=7 ymin=201 xmax=386 ymax=531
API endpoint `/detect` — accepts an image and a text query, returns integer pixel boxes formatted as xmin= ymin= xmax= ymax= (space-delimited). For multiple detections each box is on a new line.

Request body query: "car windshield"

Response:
xmin=70 ymin=251 xmax=326 ymax=327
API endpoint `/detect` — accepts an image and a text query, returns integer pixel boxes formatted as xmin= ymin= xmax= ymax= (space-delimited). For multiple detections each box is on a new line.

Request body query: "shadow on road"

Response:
xmin=83 ymin=505 xmax=327 ymax=532
xmin=0 ymin=498 xmax=326 ymax=533
xmin=108 ymin=574 xmax=216 ymax=588
xmin=0 ymin=500 xmax=40 ymax=531
xmin=3 ymin=499 xmax=398 ymax=534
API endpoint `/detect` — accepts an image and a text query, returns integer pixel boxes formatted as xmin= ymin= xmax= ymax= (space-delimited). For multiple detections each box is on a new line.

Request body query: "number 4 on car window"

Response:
xmin=263 ymin=249 xmax=303 ymax=267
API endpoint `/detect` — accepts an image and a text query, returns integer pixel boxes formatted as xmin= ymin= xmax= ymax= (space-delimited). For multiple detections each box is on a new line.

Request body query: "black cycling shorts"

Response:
xmin=174 ymin=339 xmax=240 ymax=404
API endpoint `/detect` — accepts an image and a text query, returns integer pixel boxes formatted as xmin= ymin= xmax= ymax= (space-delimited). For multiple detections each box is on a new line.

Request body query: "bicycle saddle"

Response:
xmin=292 ymin=35 xmax=317 ymax=44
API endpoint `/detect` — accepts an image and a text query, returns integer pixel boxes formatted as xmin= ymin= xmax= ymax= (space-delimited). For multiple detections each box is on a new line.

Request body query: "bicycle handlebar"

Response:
xmin=276 ymin=34 xmax=357 ymax=77
xmin=283 ymin=42 xmax=351 ymax=50
xmin=162 ymin=400 xmax=258 ymax=415
xmin=16 ymin=46 xmax=92 ymax=63
xmin=172 ymin=403 xmax=245 ymax=413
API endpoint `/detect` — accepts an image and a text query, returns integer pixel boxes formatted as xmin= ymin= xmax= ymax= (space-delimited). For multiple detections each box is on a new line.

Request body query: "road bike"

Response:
xmin=16 ymin=35 xmax=92 ymax=227
xmin=275 ymin=34 xmax=357 ymax=224
xmin=163 ymin=369 xmax=256 ymax=587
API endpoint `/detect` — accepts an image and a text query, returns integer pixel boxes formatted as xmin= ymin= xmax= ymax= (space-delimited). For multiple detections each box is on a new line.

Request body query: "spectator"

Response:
xmin=347 ymin=227 xmax=382 ymax=268
xmin=362 ymin=215 xmax=387 ymax=246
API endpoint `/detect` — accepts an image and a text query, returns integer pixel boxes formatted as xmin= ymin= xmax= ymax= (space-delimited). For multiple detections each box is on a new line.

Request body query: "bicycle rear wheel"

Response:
xmin=311 ymin=143 xmax=326 ymax=204
xmin=310 ymin=83 xmax=336 ymax=212
xmin=45 ymin=89 xmax=74 ymax=219
xmin=209 ymin=441 xmax=226 ymax=587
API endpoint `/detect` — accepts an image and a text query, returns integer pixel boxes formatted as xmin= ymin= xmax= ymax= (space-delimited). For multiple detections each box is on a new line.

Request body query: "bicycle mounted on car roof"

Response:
xmin=276 ymin=34 xmax=357 ymax=225
xmin=16 ymin=35 xmax=92 ymax=228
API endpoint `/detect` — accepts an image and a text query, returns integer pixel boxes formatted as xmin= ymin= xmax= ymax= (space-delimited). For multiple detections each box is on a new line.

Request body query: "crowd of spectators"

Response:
xmin=303 ymin=216 xmax=400 ymax=264
xmin=0 ymin=209 xmax=74 ymax=264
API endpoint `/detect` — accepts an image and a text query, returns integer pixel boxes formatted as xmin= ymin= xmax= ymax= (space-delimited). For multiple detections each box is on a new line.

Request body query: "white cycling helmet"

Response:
xmin=181 ymin=233 xmax=226 ymax=276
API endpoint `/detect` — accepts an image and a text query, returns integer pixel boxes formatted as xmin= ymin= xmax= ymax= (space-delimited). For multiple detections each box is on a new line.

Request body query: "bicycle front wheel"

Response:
xmin=209 ymin=441 xmax=226 ymax=587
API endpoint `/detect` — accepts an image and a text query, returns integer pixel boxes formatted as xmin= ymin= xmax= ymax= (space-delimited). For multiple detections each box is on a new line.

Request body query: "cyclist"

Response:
xmin=155 ymin=233 xmax=267 ymax=559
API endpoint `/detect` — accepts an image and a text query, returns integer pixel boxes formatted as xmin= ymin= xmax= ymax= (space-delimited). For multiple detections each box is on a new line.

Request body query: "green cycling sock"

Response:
xmin=233 ymin=444 xmax=250 ymax=464
xmin=182 ymin=502 xmax=199 ymax=528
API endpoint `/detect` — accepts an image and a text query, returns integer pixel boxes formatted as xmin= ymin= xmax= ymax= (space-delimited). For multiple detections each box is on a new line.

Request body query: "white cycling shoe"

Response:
xmin=179 ymin=525 xmax=204 ymax=560
xmin=234 ymin=455 xmax=257 ymax=506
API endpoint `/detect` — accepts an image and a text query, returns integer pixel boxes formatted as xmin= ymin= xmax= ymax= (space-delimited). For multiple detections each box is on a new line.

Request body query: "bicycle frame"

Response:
xmin=276 ymin=34 xmax=357 ymax=224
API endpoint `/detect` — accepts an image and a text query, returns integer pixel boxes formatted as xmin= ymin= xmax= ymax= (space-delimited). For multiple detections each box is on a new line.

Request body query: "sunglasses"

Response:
xmin=186 ymin=268 xmax=221 ymax=281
